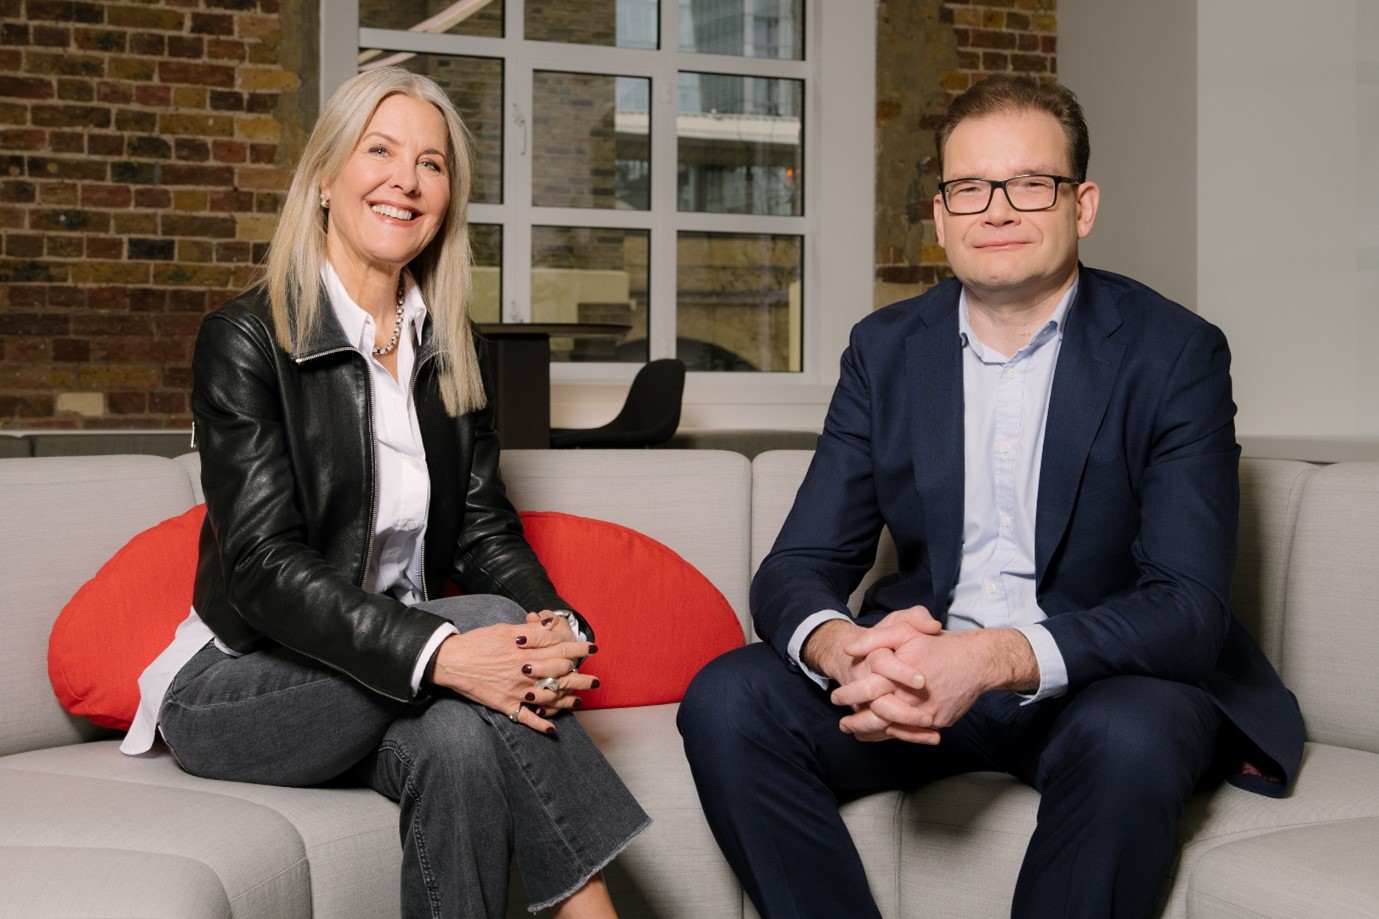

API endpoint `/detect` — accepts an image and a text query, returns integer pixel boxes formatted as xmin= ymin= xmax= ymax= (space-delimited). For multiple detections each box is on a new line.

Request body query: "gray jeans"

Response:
xmin=158 ymin=595 xmax=649 ymax=918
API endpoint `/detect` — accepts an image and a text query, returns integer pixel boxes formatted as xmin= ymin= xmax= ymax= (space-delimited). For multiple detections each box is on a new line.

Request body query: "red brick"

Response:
xmin=167 ymin=35 xmax=205 ymax=59
xmin=88 ymin=133 xmax=124 ymax=156
xmin=134 ymin=84 xmax=173 ymax=108
xmin=0 ymin=76 xmax=54 ymax=100
xmin=32 ymin=25 xmax=72 ymax=47
xmin=1 ymin=131 xmax=46 ymax=151
xmin=0 ymin=395 xmax=57 ymax=419
xmin=149 ymin=391 xmax=189 ymax=415
xmin=4 ymin=233 xmax=43 ymax=257
xmin=107 ymin=391 xmax=149 ymax=415
xmin=82 ymin=184 xmax=134 ymax=208
xmin=128 ymin=32 xmax=166 ymax=57
xmin=192 ymin=12 xmax=236 ymax=36
xmin=206 ymin=38 xmax=247 ymax=61
xmin=32 ymin=104 xmax=112 ymax=129
xmin=158 ymin=61 xmax=236 ymax=89
xmin=85 ymin=236 xmax=122 ymax=259
xmin=86 ymin=286 xmax=131 ymax=311
xmin=50 ymin=131 xmax=85 ymax=153
xmin=53 ymin=338 xmax=92 ymax=362
xmin=211 ymin=139 xmax=247 ymax=163
xmin=134 ymin=187 xmax=172 ymax=208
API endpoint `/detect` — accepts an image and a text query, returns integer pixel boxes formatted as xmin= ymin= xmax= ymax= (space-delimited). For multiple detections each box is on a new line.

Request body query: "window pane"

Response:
xmin=526 ymin=0 xmax=658 ymax=50
xmin=532 ymin=226 xmax=649 ymax=363
xmin=677 ymin=232 xmax=801 ymax=372
xmin=678 ymin=0 xmax=803 ymax=60
xmin=357 ymin=52 xmax=504 ymax=204
xmin=359 ymin=0 xmax=504 ymax=37
xmin=677 ymin=72 xmax=801 ymax=215
xmin=532 ymin=71 xmax=650 ymax=211
xmin=470 ymin=223 xmax=501 ymax=323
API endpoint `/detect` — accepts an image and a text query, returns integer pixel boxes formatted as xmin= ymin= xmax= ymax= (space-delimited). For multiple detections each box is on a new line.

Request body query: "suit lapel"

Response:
xmin=906 ymin=289 xmax=965 ymax=604
xmin=1035 ymin=273 xmax=1126 ymax=579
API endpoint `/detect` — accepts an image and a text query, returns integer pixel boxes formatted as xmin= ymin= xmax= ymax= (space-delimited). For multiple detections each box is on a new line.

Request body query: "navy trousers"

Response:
xmin=677 ymin=642 xmax=1224 ymax=919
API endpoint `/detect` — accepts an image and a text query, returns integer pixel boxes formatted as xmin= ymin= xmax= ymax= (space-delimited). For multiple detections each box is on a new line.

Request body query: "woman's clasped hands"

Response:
xmin=428 ymin=611 xmax=600 ymax=735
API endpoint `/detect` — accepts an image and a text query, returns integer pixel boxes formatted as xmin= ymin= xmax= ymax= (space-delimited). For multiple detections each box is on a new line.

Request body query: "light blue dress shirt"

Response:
xmin=788 ymin=278 xmax=1078 ymax=703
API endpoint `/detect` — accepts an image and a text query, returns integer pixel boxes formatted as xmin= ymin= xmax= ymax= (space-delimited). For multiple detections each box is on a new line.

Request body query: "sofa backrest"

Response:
xmin=1281 ymin=462 xmax=1379 ymax=753
xmin=501 ymin=449 xmax=754 ymax=636
xmin=0 ymin=455 xmax=201 ymax=757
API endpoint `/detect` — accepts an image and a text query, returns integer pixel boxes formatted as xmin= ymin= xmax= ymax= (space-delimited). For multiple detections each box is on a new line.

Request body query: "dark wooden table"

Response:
xmin=476 ymin=323 xmax=631 ymax=449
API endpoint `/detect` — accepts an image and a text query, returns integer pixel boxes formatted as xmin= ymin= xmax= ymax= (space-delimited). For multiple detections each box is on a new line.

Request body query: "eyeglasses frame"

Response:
xmin=936 ymin=174 xmax=1081 ymax=215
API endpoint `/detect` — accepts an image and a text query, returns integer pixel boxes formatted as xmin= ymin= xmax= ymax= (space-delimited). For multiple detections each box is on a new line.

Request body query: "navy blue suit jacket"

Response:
xmin=751 ymin=267 xmax=1303 ymax=796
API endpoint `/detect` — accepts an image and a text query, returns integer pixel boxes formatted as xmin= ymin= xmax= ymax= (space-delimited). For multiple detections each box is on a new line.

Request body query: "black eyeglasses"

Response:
xmin=937 ymin=174 xmax=1079 ymax=215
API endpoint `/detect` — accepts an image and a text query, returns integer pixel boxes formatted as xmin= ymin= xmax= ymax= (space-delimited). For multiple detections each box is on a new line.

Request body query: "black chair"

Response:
xmin=549 ymin=359 xmax=686 ymax=449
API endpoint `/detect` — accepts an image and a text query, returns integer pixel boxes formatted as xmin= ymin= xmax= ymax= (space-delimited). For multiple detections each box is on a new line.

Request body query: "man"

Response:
xmin=677 ymin=75 xmax=1303 ymax=919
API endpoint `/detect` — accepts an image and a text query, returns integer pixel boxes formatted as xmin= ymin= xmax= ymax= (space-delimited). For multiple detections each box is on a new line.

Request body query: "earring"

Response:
xmin=320 ymin=194 xmax=329 ymax=209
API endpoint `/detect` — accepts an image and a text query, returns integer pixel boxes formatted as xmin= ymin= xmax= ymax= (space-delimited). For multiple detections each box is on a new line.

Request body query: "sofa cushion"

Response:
xmin=1186 ymin=817 xmax=1379 ymax=918
xmin=47 ymin=504 xmax=206 ymax=731
xmin=519 ymin=511 xmax=744 ymax=709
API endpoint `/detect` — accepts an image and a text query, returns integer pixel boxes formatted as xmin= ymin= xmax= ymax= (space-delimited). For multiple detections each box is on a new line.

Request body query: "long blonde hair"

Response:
xmin=264 ymin=66 xmax=485 ymax=415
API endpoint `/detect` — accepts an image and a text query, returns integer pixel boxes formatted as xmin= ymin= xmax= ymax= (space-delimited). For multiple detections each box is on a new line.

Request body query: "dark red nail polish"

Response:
xmin=515 ymin=635 xmax=527 ymax=646
xmin=587 ymin=644 xmax=598 ymax=654
xmin=525 ymin=692 xmax=536 ymax=702
xmin=591 ymin=678 xmax=601 ymax=689
xmin=522 ymin=663 xmax=533 ymax=675
xmin=572 ymin=697 xmax=583 ymax=708
xmin=545 ymin=727 xmax=557 ymax=736
xmin=541 ymin=617 xmax=553 ymax=626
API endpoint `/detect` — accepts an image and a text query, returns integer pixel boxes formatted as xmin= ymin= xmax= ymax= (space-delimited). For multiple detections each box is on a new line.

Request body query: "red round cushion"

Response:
xmin=48 ymin=504 xmax=207 ymax=731
xmin=516 ymin=511 xmax=744 ymax=709
xmin=47 ymin=505 xmax=742 ymax=728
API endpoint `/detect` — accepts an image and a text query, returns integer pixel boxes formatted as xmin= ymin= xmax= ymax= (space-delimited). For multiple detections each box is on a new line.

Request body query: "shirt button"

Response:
xmin=985 ymin=581 xmax=998 ymax=595
xmin=1005 ymin=368 xmax=1018 ymax=379
xmin=1001 ymin=515 xmax=1012 ymax=528
xmin=999 ymin=442 xmax=1012 ymax=454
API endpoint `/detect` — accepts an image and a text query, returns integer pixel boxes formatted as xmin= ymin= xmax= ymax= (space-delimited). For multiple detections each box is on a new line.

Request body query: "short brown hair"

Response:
xmin=935 ymin=75 xmax=1090 ymax=182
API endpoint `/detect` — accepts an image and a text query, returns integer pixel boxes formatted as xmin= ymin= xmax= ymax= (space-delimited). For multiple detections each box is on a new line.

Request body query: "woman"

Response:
xmin=119 ymin=67 xmax=648 ymax=918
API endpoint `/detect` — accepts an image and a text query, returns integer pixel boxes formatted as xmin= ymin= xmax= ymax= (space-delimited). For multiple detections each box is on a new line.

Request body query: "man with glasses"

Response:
xmin=678 ymin=75 xmax=1302 ymax=919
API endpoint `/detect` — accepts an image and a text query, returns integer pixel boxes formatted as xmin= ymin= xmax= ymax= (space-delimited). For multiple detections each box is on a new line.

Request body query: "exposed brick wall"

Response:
xmin=873 ymin=0 xmax=1056 ymax=309
xmin=0 ymin=0 xmax=314 ymax=428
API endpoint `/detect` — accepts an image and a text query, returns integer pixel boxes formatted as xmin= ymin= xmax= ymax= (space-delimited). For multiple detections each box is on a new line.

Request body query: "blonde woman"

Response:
xmin=121 ymin=67 xmax=647 ymax=918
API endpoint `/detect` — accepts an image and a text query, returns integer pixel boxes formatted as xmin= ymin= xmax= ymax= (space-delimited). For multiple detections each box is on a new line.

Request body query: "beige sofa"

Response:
xmin=1 ymin=450 xmax=1376 ymax=918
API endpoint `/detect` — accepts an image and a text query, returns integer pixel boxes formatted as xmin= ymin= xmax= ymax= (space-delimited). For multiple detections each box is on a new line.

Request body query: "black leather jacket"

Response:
xmin=190 ymin=286 xmax=580 ymax=702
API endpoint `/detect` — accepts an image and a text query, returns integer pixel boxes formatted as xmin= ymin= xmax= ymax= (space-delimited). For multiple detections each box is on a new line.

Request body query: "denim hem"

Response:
xmin=524 ymin=814 xmax=652 ymax=914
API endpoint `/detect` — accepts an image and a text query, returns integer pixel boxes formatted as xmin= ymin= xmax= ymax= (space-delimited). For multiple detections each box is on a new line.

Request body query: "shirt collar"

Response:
xmin=321 ymin=261 xmax=427 ymax=356
xmin=958 ymin=271 xmax=1080 ymax=362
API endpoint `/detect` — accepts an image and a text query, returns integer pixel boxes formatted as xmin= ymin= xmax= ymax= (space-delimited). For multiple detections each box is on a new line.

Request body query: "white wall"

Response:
xmin=1062 ymin=0 xmax=1377 ymax=438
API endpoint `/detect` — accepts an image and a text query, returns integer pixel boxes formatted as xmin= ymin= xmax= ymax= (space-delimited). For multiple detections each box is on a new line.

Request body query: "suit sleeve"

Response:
xmin=751 ymin=326 xmax=887 ymax=661
xmin=1040 ymin=321 xmax=1240 ymax=687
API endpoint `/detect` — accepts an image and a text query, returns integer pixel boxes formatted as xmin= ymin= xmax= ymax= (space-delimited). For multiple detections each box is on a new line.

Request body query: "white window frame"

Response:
xmin=320 ymin=0 xmax=873 ymax=431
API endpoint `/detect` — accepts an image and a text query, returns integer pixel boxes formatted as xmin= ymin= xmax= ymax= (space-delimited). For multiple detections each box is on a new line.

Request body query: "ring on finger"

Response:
xmin=534 ymin=677 xmax=560 ymax=693
xmin=509 ymin=706 xmax=522 ymax=723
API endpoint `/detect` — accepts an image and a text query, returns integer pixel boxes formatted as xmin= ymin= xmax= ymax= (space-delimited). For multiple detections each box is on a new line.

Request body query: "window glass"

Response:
xmin=532 ymin=71 xmax=651 ymax=211
xmin=676 ymin=232 xmax=801 ymax=371
xmin=678 ymin=0 xmax=803 ymax=60
xmin=526 ymin=0 xmax=659 ymax=49
xmin=357 ymin=52 xmax=504 ymax=205
xmin=678 ymin=73 xmax=802 ymax=215
xmin=469 ymin=223 xmax=502 ymax=323
xmin=359 ymin=0 xmax=504 ymax=37
xmin=532 ymin=226 xmax=650 ymax=363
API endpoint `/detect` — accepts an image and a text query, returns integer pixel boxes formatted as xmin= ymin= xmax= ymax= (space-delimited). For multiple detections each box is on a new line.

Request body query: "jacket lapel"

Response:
xmin=1035 ymin=272 xmax=1126 ymax=580
xmin=905 ymin=287 xmax=965 ymax=604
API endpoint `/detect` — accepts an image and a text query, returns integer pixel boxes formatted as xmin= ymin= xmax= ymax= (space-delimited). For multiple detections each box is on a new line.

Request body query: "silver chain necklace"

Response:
xmin=372 ymin=276 xmax=406 ymax=356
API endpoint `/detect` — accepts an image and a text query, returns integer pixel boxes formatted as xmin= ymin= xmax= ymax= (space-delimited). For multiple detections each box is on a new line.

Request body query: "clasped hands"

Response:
xmin=806 ymin=606 xmax=1036 ymax=744
xmin=428 ymin=611 xmax=599 ymax=735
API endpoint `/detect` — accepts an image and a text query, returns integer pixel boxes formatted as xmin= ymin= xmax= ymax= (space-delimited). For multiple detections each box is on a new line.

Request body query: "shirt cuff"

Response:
xmin=411 ymin=622 xmax=459 ymax=696
xmin=787 ymin=610 xmax=854 ymax=690
xmin=1014 ymin=623 xmax=1068 ymax=703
